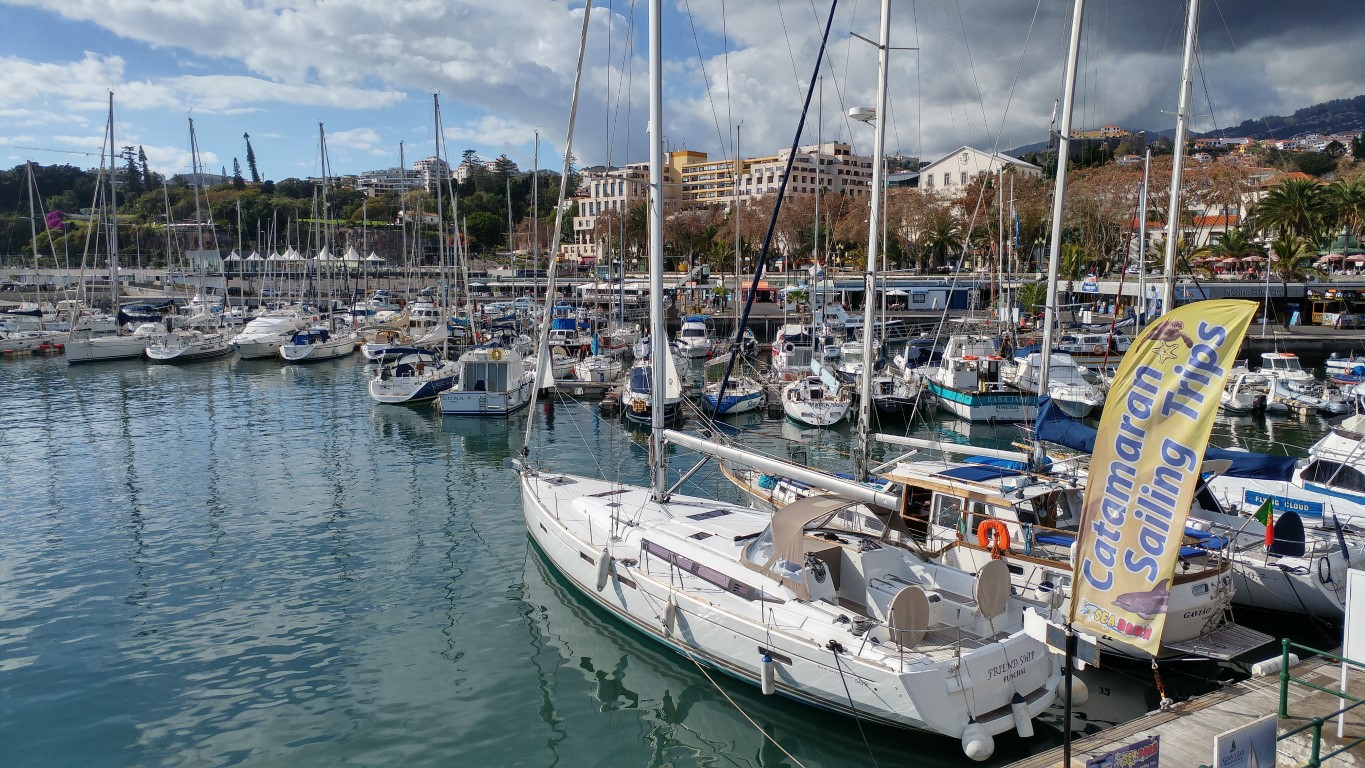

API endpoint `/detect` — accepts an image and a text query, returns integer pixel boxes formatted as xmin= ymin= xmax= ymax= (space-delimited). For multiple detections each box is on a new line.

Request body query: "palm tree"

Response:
xmin=1194 ymin=226 xmax=1262 ymax=276
xmin=921 ymin=214 xmax=962 ymax=271
xmin=1251 ymin=178 xmax=1327 ymax=242
xmin=1270 ymin=236 xmax=1326 ymax=327
xmin=1326 ymin=177 xmax=1365 ymax=250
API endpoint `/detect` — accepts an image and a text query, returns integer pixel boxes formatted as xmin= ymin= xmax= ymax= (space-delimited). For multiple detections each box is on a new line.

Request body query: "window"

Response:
xmin=1303 ymin=460 xmax=1365 ymax=493
xmin=944 ymin=173 xmax=951 ymax=186
xmin=961 ymin=172 xmax=969 ymax=185
xmin=926 ymin=175 xmax=934 ymax=188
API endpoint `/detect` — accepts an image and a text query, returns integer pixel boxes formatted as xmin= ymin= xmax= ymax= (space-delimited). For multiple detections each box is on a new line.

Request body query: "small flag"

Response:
xmin=1254 ymin=497 xmax=1274 ymax=547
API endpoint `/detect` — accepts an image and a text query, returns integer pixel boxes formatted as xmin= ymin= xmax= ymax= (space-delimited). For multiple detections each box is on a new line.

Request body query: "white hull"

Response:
xmin=230 ymin=337 xmax=287 ymax=360
xmin=63 ymin=335 xmax=149 ymax=363
xmin=145 ymin=335 xmax=232 ymax=362
xmin=279 ymin=337 xmax=356 ymax=363
xmin=521 ymin=472 xmax=1060 ymax=754
xmin=438 ymin=377 xmax=534 ymax=416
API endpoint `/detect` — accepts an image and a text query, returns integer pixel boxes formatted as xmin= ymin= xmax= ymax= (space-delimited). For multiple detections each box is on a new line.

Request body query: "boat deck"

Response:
xmin=1005 ymin=652 xmax=1364 ymax=767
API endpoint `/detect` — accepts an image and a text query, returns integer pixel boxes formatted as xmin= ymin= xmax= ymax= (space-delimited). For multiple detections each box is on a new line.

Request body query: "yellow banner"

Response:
xmin=1069 ymin=299 xmax=1256 ymax=656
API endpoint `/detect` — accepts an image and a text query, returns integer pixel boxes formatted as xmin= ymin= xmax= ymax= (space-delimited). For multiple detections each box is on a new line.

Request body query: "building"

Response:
xmin=918 ymin=146 xmax=1042 ymax=195
xmin=678 ymin=142 xmax=874 ymax=207
xmin=412 ymin=156 xmax=451 ymax=190
xmin=562 ymin=154 xmax=688 ymax=265
xmin=355 ymin=167 xmax=425 ymax=197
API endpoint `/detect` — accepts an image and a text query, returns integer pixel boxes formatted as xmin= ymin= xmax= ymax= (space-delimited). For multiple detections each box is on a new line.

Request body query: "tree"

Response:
xmin=1251 ymin=178 xmax=1326 ymax=241
xmin=1353 ymin=133 xmax=1365 ymax=161
xmin=231 ymin=158 xmax=246 ymax=190
xmin=493 ymin=154 xmax=518 ymax=178
xmin=120 ymin=145 xmax=143 ymax=198
xmin=1270 ymin=236 xmax=1326 ymax=326
xmin=1293 ymin=151 xmax=1337 ymax=177
xmin=244 ymin=132 xmax=261 ymax=183
xmin=137 ymin=146 xmax=157 ymax=191
xmin=1326 ymin=178 xmax=1365 ymax=246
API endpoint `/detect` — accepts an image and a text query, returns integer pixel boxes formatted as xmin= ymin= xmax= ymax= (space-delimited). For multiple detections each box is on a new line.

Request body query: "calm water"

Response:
xmin=0 ymin=354 xmax=1329 ymax=767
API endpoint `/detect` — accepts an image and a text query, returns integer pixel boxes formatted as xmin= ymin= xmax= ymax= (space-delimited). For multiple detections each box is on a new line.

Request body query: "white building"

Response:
xmin=355 ymin=167 xmax=425 ymax=197
xmin=918 ymin=146 xmax=1042 ymax=196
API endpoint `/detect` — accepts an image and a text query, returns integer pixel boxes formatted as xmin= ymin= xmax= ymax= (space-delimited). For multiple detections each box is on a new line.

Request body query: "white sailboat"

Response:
xmin=278 ymin=322 xmax=356 ymax=363
xmin=368 ymin=348 xmax=458 ymax=405
xmin=518 ymin=4 xmax=1060 ymax=761
xmin=65 ymin=94 xmax=150 ymax=364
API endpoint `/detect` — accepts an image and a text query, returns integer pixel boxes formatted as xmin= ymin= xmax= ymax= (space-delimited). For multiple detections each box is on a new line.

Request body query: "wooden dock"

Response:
xmin=1006 ymin=654 xmax=1363 ymax=768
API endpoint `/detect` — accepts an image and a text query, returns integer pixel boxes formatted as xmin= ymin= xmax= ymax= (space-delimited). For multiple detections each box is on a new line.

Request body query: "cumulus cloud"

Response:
xmin=0 ymin=0 xmax=1360 ymax=178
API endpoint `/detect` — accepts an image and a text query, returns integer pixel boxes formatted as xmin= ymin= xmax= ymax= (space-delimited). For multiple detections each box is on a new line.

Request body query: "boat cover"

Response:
xmin=1034 ymin=398 xmax=1295 ymax=481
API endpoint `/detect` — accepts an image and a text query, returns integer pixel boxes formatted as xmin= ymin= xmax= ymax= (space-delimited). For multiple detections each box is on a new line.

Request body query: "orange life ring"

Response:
xmin=1092 ymin=344 xmax=1104 ymax=355
xmin=962 ymin=355 xmax=979 ymax=361
xmin=977 ymin=520 xmax=1011 ymax=556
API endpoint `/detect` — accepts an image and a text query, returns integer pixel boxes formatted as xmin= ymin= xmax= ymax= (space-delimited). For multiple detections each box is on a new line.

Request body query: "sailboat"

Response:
xmin=65 ymin=94 xmax=152 ymax=364
xmin=518 ymin=3 xmax=1060 ymax=761
xmin=368 ymin=347 xmax=459 ymax=405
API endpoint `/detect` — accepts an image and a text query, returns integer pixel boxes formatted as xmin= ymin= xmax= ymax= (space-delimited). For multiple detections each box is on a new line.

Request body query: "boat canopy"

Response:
xmin=1034 ymin=398 xmax=1295 ymax=480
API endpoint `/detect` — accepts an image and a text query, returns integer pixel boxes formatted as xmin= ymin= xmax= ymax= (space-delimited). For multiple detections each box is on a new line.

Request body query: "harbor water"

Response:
xmin=0 ymin=353 xmax=1335 ymax=766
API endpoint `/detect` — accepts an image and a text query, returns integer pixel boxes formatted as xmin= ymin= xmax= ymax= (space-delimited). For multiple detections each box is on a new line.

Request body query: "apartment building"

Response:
xmin=680 ymin=141 xmax=874 ymax=206
xmin=562 ymin=153 xmax=689 ymax=265
xmin=355 ymin=166 xmax=426 ymax=197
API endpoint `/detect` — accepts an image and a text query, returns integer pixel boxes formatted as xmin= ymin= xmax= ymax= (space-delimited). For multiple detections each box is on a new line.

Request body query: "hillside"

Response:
xmin=1003 ymin=94 xmax=1365 ymax=157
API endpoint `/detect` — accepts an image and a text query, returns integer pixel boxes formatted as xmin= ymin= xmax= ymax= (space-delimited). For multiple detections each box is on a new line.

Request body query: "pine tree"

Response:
xmin=244 ymin=132 xmax=261 ymax=183
xmin=138 ymin=146 xmax=157 ymax=190
xmin=232 ymin=158 xmax=246 ymax=190
xmin=120 ymin=145 xmax=142 ymax=197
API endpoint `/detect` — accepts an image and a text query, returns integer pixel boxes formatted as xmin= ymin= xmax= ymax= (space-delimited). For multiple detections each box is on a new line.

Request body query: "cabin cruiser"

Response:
xmin=673 ymin=315 xmax=715 ymax=358
xmin=229 ymin=311 xmax=308 ymax=359
xmin=922 ymin=335 xmax=1038 ymax=422
xmin=438 ymin=346 xmax=535 ymax=416
xmin=1005 ymin=351 xmax=1105 ymax=419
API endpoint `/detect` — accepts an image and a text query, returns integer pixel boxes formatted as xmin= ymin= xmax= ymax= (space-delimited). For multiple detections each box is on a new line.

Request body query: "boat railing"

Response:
xmin=1275 ymin=639 xmax=1365 ymax=767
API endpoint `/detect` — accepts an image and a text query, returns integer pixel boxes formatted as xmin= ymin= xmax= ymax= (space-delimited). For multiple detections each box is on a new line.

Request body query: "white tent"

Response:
xmin=365 ymin=252 xmax=384 ymax=263
xmin=246 ymin=251 xmax=264 ymax=262
xmin=314 ymin=248 xmax=333 ymax=262
xmin=342 ymin=246 xmax=363 ymax=264
xmin=224 ymin=250 xmax=242 ymax=261
xmin=267 ymin=250 xmax=283 ymax=261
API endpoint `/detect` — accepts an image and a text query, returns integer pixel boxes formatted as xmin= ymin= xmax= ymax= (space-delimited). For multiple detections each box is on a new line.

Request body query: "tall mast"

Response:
xmin=400 ymin=141 xmax=409 ymax=290
xmin=733 ymin=122 xmax=742 ymax=327
xmin=432 ymin=95 xmax=448 ymax=313
xmin=648 ymin=0 xmax=668 ymax=501
xmin=107 ymin=93 xmax=120 ymax=312
xmin=1033 ymin=0 xmax=1086 ymax=468
xmin=1137 ymin=148 xmax=1151 ymax=327
xmin=854 ymin=0 xmax=891 ymax=481
xmin=1162 ymin=0 xmax=1200 ymax=316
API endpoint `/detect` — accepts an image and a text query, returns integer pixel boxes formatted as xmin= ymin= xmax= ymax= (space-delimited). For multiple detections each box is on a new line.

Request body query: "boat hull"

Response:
xmin=927 ymin=380 xmax=1038 ymax=422
xmin=64 ymin=336 xmax=149 ymax=363
xmin=437 ymin=378 xmax=534 ymax=417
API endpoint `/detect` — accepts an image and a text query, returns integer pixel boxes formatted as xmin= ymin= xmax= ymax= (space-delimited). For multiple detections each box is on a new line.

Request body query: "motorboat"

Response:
xmin=1220 ymin=368 xmax=1275 ymax=415
xmin=922 ymin=335 xmax=1038 ymax=423
xmin=770 ymin=323 xmax=815 ymax=382
xmin=1006 ymin=350 xmax=1105 ymax=419
xmin=573 ymin=354 xmax=622 ymax=383
xmin=673 ymin=315 xmax=715 ymax=358
xmin=368 ymin=348 xmax=458 ymax=405
xmin=438 ymin=345 xmax=535 ymax=417
xmin=229 ymin=311 xmax=307 ymax=359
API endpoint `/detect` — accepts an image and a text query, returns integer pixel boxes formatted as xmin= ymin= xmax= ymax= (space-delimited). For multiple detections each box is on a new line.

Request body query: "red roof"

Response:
xmin=1192 ymin=215 xmax=1240 ymax=228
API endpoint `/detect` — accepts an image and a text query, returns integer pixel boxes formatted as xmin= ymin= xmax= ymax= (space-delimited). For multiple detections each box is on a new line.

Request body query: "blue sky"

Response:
xmin=2 ymin=1 xmax=1360 ymax=183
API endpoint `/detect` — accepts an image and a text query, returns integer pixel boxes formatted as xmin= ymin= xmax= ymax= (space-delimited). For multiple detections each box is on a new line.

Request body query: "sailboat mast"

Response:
xmin=1137 ymin=148 xmax=1151 ymax=326
xmin=855 ymin=0 xmax=891 ymax=481
xmin=1161 ymin=0 xmax=1200 ymax=316
xmin=1034 ymin=0 xmax=1086 ymax=467
xmin=648 ymin=0 xmax=668 ymax=501
xmin=106 ymin=93 xmax=120 ymax=313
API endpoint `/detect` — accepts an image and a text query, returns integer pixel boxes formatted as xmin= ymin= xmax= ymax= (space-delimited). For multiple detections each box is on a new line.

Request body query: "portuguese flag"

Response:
xmin=1254 ymin=497 xmax=1274 ymax=547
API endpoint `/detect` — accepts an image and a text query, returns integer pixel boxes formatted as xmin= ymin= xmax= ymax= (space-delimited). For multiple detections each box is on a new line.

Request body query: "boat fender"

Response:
xmin=1034 ymin=580 xmax=1062 ymax=609
xmin=1010 ymin=692 xmax=1034 ymax=738
xmin=963 ymin=355 xmax=979 ymax=361
xmin=663 ymin=596 xmax=677 ymax=637
xmin=783 ymin=342 xmax=795 ymax=354
xmin=1060 ymin=675 xmax=1089 ymax=706
xmin=595 ymin=545 xmax=611 ymax=589
xmin=977 ymin=520 xmax=1011 ymax=556
xmin=960 ymin=720 xmax=994 ymax=762
xmin=1093 ymin=344 xmax=1104 ymax=355
xmin=760 ymin=653 xmax=776 ymax=695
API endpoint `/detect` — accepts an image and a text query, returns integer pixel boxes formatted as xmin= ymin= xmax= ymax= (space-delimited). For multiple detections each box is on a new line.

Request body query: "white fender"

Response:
xmin=1010 ymin=692 xmax=1034 ymax=738
xmin=595 ymin=548 xmax=611 ymax=591
xmin=662 ymin=596 xmax=677 ymax=637
xmin=760 ymin=654 xmax=775 ymax=695
xmin=961 ymin=721 xmax=994 ymax=762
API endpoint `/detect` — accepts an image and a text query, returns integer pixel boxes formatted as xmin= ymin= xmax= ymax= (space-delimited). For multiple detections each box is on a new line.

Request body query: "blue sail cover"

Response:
xmin=1034 ymin=397 xmax=1295 ymax=481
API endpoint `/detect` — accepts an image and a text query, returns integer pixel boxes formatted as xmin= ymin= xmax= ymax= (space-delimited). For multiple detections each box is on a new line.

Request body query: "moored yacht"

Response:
xmin=278 ymin=324 xmax=357 ymax=363
xmin=368 ymin=348 xmax=458 ymax=405
xmin=438 ymin=346 xmax=535 ymax=416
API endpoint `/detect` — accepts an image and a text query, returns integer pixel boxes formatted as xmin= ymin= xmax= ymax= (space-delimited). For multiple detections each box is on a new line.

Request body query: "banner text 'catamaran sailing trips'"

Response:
xmin=1070 ymin=299 xmax=1257 ymax=655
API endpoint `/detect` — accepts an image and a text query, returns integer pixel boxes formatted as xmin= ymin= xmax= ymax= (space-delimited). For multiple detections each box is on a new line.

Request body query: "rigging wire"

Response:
xmin=680 ymin=0 xmax=732 ymax=156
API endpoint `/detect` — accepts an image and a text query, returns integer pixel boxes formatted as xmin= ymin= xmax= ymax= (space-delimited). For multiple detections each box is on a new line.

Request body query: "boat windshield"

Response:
xmin=742 ymin=528 xmax=802 ymax=578
xmin=681 ymin=327 xmax=705 ymax=338
xmin=629 ymin=366 xmax=651 ymax=392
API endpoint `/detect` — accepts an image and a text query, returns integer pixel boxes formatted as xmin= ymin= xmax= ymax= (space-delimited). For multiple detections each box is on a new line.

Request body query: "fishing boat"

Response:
xmin=438 ymin=345 xmax=535 ymax=417
xmin=769 ymin=323 xmax=815 ymax=382
xmin=368 ymin=348 xmax=458 ymax=405
xmin=922 ymin=335 xmax=1038 ymax=422
xmin=278 ymin=324 xmax=357 ymax=363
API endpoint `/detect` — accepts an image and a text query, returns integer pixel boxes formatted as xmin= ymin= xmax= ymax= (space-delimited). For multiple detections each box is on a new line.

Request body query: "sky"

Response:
xmin=1 ymin=0 xmax=1361 ymax=184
